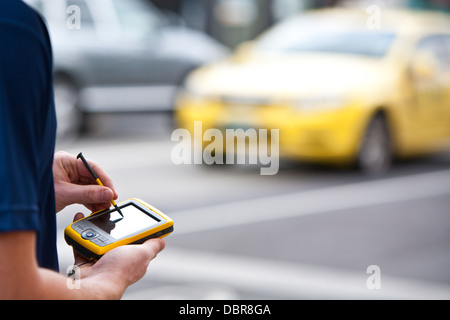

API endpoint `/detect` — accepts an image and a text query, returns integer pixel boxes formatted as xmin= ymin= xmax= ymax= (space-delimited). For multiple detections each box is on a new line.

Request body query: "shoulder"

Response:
xmin=0 ymin=0 xmax=42 ymax=26
xmin=0 ymin=0 xmax=51 ymax=49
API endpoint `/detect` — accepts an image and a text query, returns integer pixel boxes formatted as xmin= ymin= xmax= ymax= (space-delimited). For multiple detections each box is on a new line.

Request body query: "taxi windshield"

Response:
xmin=255 ymin=16 xmax=396 ymax=58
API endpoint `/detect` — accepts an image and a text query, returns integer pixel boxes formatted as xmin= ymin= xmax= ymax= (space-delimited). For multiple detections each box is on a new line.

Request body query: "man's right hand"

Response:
xmin=87 ymin=238 xmax=166 ymax=296
xmin=70 ymin=212 xmax=166 ymax=299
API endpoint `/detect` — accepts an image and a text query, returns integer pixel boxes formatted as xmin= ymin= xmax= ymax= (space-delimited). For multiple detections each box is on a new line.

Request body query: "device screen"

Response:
xmin=88 ymin=204 xmax=160 ymax=239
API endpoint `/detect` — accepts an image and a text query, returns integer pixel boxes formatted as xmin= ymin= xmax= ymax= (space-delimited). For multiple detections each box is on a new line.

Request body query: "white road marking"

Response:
xmin=125 ymin=247 xmax=450 ymax=300
xmin=170 ymin=169 xmax=450 ymax=235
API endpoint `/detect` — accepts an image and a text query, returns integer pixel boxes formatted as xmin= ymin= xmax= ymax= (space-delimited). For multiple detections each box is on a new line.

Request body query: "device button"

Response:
xmin=81 ymin=229 xmax=98 ymax=240
xmin=91 ymin=238 xmax=101 ymax=244
xmin=92 ymin=237 xmax=108 ymax=247
xmin=74 ymin=224 xmax=85 ymax=232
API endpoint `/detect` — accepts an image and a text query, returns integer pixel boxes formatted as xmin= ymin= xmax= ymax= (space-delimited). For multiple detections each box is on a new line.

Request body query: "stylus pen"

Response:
xmin=77 ymin=152 xmax=124 ymax=218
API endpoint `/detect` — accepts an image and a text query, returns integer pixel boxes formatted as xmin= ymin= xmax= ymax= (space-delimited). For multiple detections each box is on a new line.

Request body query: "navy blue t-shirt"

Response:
xmin=0 ymin=0 xmax=58 ymax=270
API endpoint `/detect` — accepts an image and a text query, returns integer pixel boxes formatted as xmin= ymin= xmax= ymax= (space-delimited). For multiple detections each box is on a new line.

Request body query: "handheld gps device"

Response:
xmin=64 ymin=198 xmax=173 ymax=261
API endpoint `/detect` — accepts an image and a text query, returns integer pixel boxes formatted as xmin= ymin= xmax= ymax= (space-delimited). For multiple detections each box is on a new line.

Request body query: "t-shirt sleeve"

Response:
xmin=0 ymin=18 xmax=51 ymax=232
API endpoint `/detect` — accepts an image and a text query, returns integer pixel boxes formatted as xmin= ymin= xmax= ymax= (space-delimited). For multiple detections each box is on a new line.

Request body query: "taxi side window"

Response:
xmin=412 ymin=35 xmax=450 ymax=83
xmin=442 ymin=35 xmax=450 ymax=66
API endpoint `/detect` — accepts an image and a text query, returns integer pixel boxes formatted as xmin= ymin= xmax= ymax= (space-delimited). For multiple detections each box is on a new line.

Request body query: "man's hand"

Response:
xmin=53 ymin=151 xmax=118 ymax=213
xmin=86 ymin=237 xmax=166 ymax=298
xmin=69 ymin=212 xmax=166 ymax=299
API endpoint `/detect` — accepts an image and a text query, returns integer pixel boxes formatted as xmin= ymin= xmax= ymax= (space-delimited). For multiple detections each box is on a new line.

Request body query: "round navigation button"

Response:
xmin=81 ymin=229 xmax=98 ymax=240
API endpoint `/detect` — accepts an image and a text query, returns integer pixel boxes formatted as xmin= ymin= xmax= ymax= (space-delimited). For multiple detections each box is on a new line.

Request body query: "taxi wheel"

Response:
xmin=357 ymin=114 xmax=392 ymax=175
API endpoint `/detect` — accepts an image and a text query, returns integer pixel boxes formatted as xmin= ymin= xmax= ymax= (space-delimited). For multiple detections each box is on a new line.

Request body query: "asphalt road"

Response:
xmin=56 ymin=113 xmax=450 ymax=299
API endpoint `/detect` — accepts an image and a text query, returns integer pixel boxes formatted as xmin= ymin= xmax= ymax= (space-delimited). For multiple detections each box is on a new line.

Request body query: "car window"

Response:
xmin=412 ymin=34 xmax=450 ymax=90
xmin=111 ymin=0 xmax=161 ymax=39
xmin=439 ymin=35 xmax=450 ymax=65
xmin=66 ymin=0 xmax=95 ymax=27
xmin=415 ymin=35 xmax=450 ymax=71
xmin=254 ymin=16 xmax=396 ymax=58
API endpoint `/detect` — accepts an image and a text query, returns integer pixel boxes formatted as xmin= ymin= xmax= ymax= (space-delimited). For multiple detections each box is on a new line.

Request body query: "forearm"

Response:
xmin=0 ymin=233 xmax=163 ymax=300
xmin=0 ymin=266 xmax=117 ymax=300
xmin=36 ymin=267 xmax=127 ymax=300
xmin=2 ymin=264 xmax=128 ymax=300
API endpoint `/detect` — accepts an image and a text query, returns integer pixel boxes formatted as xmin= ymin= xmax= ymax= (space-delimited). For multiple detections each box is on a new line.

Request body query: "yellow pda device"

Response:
xmin=65 ymin=198 xmax=174 ymax=261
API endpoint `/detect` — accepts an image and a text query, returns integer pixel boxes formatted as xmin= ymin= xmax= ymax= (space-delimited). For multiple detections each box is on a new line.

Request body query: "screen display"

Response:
xmin=88 ymin=204 xmax=160 ymax=239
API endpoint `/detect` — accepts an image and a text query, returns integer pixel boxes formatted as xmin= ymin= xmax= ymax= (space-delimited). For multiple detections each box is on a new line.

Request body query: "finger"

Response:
xmin=142 ymin=238 xmax=166 ymax=258
xmin=76 ymin=158 xmax=118 ymax=199
xmin=60 ymin=182 xmax=115 ymax=207
xmin=85 ymin=202 xmax=112 ymax=213
xmin=73 ymin=212 xmax=85 ymax=222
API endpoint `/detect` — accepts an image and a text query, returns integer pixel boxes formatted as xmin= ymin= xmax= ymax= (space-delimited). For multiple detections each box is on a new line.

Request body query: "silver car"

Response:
xmin=24 ymin=0 xmax=229 ymax=137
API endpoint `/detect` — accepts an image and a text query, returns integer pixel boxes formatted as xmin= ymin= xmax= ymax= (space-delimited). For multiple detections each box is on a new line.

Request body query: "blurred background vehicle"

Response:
xmin=175 ymin=8 xmax=450 ymax=174
xmin=147 ymin=0 xmax=450 ymax=50
xmin=24 ymin=0 xmax=229 ymax=138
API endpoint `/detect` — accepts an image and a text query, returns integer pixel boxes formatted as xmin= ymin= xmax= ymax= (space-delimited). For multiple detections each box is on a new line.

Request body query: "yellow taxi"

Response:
xmin=175 ymin=8 xmax=450 ymax=173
